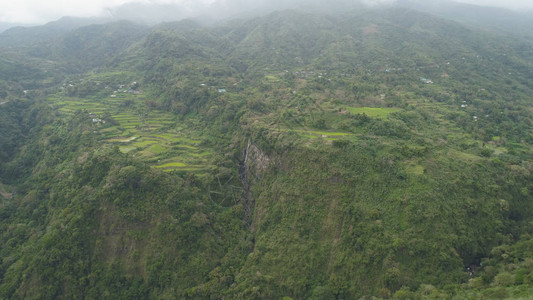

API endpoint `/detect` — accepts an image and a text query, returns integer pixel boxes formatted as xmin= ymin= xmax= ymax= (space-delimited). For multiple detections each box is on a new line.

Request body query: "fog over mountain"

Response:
xmin=1 ymin=0 xmax=532 ymax=42
xmin=0 ymin=23 xmax=26 ymax=34
xmin=1 ymin=0 xmax=532 ymax=27
xmin=104 ymin=0 xmax=393 ymax=25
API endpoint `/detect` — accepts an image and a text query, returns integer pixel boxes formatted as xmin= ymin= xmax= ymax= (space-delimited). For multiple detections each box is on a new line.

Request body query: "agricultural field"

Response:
xmin=293 ymin=129 xmax=352 ymax=140
xmin=345 ymin=106 xmax=401 ymax=118
xmin=48 ymin=92 xmax=213 ymax=173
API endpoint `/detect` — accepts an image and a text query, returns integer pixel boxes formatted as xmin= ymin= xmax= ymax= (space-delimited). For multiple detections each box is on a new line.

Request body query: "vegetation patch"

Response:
xmin=132 ymin=140 xmax=158 ymax=148
xmin=149 ymin=144 xmax=166 ymax=154
xmin=447 ymin=149 xmax=483 ymax=162
xmin=291 ymin=129 xmax=352 ymax=140
xmin=107 ymin=136 xmax=137 ymax=143
xmin=265 ymin=75 xmax=280 ymax=82
xmin=155 ymin=162 xmax=187 ymax=168
xmin=346 ymin=107 xmax=401 ymax=118
xmin=119 ymin=145 xmax=137 ymax=153
xmin=405 ymin=163 xmax=425 ymax=175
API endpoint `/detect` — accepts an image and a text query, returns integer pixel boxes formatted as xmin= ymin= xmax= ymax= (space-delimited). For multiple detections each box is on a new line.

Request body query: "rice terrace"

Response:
xmin=47 ymin=77 xmax=214 ymax=173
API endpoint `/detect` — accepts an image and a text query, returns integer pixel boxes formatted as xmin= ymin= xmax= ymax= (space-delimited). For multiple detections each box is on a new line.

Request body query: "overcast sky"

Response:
xmin=0 ymin=0 xmax=532 ymax=25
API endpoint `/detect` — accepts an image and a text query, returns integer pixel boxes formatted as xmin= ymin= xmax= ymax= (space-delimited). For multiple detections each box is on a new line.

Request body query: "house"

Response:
xmin=218 ymin=89 xmax=227 ymax=93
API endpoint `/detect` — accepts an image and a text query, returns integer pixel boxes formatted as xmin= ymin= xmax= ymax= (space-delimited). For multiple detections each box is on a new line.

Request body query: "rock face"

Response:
xmin=239 ymin=140 xmax=271 ymax=228
xmin=246 ymin=144 xmax=271 ymax=180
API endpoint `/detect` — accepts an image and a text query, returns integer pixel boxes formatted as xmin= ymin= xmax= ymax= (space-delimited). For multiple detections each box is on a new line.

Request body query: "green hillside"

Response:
xmin=1 ymin=7 xmax=532 ymax=299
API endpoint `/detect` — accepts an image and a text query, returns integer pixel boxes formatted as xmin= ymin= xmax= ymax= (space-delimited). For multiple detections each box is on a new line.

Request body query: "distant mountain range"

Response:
xmin=0 ymin=17 xmax=112 ymax=47
xmin=1 ymin=0 xmax=532 ymax=48
xmin=398 ymin=0 xmax=533 ymax=39
xmin=0 ymin=23 xmax=28 ymax=34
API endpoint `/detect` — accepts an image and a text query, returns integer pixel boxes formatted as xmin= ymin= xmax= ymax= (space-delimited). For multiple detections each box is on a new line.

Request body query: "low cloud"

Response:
xmin=1 ymin=0 xmax=532 ymax=25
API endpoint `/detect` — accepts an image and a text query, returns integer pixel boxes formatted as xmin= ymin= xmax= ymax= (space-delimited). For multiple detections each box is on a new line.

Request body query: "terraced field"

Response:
xmin=48 ymin=93 xmax=213 ymax=173
xmin=293 ymin=129 xmax=352 ymax=140
xmin=345 ymin=107 xmax=401 ymax=118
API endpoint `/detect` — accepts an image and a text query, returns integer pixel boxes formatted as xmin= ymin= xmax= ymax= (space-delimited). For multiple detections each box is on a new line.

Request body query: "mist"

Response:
xmin=1 ymin=0 xmax=532 ymax=27
xmin=106 ymin=0 xmax=397 ymax=25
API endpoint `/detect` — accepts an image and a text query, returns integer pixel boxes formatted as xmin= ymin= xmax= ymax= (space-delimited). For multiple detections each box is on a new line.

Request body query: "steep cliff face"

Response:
xmin=245 ymin=144 xmax=272 ymax=181
xmin=240 ymin=140 xmax=272 ymax=229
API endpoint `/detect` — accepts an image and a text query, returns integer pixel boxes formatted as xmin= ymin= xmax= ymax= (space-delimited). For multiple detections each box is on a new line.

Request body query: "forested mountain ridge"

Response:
xmin=0 ymin=16 xmax=114 ymax=48
xmin=397 ymin=0 xmax=533 ymax=40
xmin=1 ymin=7 xmax=533 ymax=299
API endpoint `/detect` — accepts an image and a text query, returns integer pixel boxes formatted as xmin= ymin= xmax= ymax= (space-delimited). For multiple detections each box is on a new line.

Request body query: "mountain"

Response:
xmin=106 ymin=0 xmax=366 ymax=25
xmin=1 ymin=7 xmax=532 ymax=299
xmin=107 ymin=2 xmax=193 ymax=25
xmin=398 ymin=0 xmax=533 ymax=40
xmin=0 ymin=16 xmax=112 ymax=48
xmin=0 ymin=22 xmax=28 ymax=34
xmin=27 ymin=21 xmax=149 ymax=73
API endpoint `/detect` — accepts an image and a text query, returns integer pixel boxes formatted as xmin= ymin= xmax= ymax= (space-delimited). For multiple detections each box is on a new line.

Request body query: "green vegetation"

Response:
xmin=346 ymin=107 xmax=401 ymax=118
xmin=155 ymin=161 xmax=187 ymax=168
xmin=1 ymin=7 xmax=533 ymax=300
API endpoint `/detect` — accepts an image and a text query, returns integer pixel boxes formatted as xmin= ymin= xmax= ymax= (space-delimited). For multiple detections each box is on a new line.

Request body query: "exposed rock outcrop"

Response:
xmin=239 ymin=139 xmax=271 ymax=229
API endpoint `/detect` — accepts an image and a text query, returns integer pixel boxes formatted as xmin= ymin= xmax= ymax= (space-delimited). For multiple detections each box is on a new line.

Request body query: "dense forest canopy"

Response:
xmin=0 ymin=4 xmax=532 ymax=299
